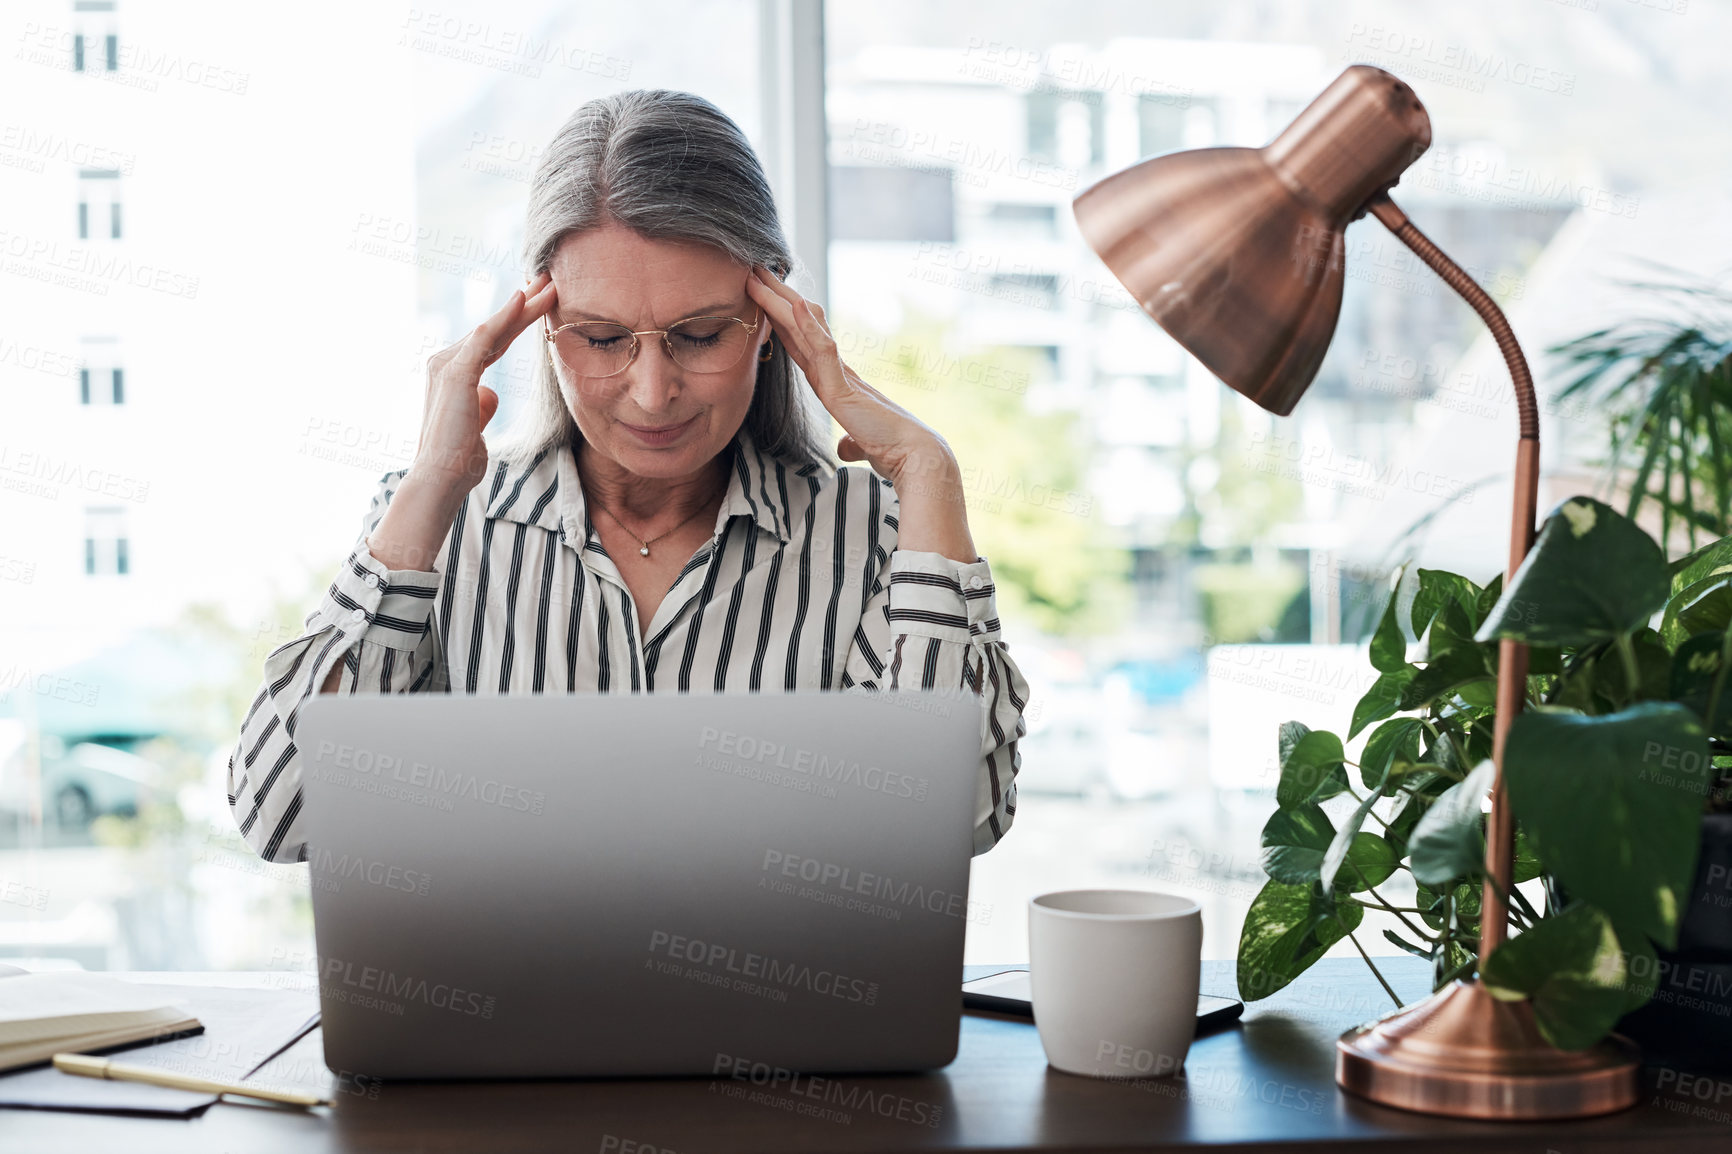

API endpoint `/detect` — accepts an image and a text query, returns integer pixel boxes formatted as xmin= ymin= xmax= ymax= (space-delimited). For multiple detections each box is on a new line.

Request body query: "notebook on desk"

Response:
xmin=0 ymin=971 xmax=202 ymax=1074
xmin=296 ymin=690 xmax=984 ymax=1080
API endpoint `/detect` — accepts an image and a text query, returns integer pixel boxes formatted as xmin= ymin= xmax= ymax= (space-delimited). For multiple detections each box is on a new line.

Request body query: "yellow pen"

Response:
xmin=52 ymin=1052 xmax=333 ymax=1108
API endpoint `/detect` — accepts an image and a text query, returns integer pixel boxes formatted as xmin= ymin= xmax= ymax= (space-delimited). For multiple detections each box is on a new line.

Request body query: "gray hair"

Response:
xmin=492 ymin=89 xmax=831 ymax=470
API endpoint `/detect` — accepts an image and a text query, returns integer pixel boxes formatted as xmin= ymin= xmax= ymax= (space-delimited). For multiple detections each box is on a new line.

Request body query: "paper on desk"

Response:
xmin=0 ymin=983 xmax=320 ymax=1117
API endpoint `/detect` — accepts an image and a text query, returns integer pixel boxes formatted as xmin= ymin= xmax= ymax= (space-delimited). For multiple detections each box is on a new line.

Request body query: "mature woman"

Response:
xmin=228 ymin=90 xmax=1027 ymax=864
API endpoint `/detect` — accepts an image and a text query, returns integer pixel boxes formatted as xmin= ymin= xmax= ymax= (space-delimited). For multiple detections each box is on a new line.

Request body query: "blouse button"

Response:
xmin=348 ymin=609 xmax=367 ymax=626
xmin=968 ymin=575 xmax=985 ymax=590
xmin=364 ymin=573 xmax=380 ymax=589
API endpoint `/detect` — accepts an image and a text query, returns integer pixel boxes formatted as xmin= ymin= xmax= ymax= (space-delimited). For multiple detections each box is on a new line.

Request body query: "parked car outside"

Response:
xmin=0 ymin=724 xmax=167 ymax=826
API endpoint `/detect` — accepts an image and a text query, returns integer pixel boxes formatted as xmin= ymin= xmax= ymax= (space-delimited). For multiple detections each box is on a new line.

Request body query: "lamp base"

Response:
xmin=1335 ymin=979 xmax=1641 ymax=1119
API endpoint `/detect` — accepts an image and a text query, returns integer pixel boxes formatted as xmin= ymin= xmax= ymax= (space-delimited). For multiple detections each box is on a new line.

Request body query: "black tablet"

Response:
xmin=961 ymin=968 xmax=1244 ymax=1032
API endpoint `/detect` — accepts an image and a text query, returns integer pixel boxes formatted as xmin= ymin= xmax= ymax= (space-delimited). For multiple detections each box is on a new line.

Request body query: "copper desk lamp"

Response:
xmin=1072 ymin=64 xmax=1640 ymax=1119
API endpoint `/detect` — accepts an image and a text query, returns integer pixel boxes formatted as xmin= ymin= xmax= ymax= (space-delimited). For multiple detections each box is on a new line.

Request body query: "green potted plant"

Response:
xmin=1236 ymin=495 xmax=1732 ymax=1058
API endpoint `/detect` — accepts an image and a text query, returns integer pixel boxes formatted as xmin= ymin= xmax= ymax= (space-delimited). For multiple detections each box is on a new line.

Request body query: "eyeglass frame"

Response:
xmin=542 ymin=307 xmax=764 ymax=378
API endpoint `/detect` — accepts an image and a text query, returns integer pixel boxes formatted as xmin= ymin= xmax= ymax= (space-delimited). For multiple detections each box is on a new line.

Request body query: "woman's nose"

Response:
xmin=624 ymin=338 xmax=682 ymax=414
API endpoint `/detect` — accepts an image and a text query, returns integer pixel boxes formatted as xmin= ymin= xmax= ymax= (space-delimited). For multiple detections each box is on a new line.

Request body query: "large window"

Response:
xmin=3 ymin=1 xmax=1730 ymax=977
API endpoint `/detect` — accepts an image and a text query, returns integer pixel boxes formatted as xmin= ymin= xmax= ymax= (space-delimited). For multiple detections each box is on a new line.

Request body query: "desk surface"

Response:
xmin=6 ymin=959 xmax=1729 ymax=1153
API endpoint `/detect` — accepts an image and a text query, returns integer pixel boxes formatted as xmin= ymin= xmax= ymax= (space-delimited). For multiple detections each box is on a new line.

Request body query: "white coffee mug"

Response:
xmin=1028 ymin=889 xmax=1203 ymax=1079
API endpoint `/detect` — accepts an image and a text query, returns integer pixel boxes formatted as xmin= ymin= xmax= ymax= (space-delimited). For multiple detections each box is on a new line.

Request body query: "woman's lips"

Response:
xmin=619 ymin=415 xmax=698 ymax=447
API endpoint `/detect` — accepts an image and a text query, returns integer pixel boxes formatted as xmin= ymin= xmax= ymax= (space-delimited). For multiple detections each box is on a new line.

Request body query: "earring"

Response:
xmin=758 ymin=340 xmax=774 ymax=363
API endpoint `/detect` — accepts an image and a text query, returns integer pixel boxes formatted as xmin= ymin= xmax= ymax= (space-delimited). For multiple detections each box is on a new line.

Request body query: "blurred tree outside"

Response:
xmin=1192 ymin=561 xmax=1308 ymax=644
xmin=1190 ymin=402 xmax=1305 ymax=549
xmin=834 ymin=312 xmax=1132 ymax=637
xmin=1187 ymin=402 xmax=1309 ymax=643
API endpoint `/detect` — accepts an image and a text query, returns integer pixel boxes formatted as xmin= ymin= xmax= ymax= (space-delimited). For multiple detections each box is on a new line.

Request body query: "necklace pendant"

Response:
xmin=639 ymin=545 xmax=650 ymax=557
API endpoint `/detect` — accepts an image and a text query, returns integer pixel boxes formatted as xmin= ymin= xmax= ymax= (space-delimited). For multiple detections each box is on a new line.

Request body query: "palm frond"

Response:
xmin=1546 ymin=279 xmax=1732 ymax=552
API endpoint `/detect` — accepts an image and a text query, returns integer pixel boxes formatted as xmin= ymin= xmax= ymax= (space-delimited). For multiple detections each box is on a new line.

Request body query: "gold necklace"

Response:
xmin=590 ymin=498 xmax=714 ymax=558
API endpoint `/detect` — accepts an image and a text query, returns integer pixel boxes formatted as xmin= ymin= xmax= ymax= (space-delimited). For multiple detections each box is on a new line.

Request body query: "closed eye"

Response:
xmin=670 ymin=327 xmax=725 ymax=349
xmin=566 ymin=324 xmax=632 ymax=349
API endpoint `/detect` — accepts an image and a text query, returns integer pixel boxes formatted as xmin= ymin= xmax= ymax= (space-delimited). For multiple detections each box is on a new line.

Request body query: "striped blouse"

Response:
xmin=227 ymin=427 xmax=1027 ymax=864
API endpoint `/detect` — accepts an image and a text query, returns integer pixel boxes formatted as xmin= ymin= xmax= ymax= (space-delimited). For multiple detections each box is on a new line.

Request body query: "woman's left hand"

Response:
xmin=746 ymin=265 xmax=954 ymax=486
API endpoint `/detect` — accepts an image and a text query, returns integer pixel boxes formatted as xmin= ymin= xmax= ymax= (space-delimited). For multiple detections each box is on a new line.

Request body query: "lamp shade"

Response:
xmin=1072 ymin=65 xmax=1432 ymax=414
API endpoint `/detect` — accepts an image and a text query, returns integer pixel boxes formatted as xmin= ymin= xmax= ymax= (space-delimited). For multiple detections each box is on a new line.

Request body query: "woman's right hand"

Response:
xmin=352 ymin=271 xmax=558 ymax=583
xmin=413 ymin=270 xmax=560 ymax=494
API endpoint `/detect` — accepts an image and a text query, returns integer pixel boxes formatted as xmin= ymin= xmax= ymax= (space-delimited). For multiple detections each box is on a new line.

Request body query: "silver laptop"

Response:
xmin=295 ymin=691 xmax=982 ymax=1080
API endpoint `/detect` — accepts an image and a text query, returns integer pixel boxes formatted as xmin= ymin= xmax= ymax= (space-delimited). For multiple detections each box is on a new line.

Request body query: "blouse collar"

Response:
xmin=482 ymin=425 xmax=798 ymax=548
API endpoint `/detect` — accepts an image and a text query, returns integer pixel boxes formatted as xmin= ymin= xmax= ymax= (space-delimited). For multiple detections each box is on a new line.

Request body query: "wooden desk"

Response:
xmin=6 ymin=959 xmax=1730 ymax=1153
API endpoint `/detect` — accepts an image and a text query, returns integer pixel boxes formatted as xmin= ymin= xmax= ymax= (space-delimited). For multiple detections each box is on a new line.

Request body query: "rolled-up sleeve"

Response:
xmin=226 ymin=469 xmax=446 ymax=862
xmin=845 ymin=541 xmax=1027 ymax=856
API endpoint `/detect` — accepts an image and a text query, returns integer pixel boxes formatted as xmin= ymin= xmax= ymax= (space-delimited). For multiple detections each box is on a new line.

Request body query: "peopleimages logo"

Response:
xmin=696 ymin=727 xmax=929 ymax=801
xmin=320 ymin=956 xmax=496 ymax=1019
xmin=312 ymin=740 xmax=546 ymax=815
xmin=647 ymin=930 xmax=879 ymax=1006
xmin=759 ymin=849 xmax=982 ymax=922
xmin=712 ymin=1053 xmax=944 ymax=1128
xmin=0 ymin=444 xmax=150 ymax=502
xmin=307 ymin=848 xmax=432 ymax=897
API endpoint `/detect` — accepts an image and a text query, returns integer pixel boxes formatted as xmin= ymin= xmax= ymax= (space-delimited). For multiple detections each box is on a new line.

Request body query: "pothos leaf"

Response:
xmin=1236 ymin=879 xmax=1363 ymax=1002
xmin=1359 ymin=718 xmax=1424 ymax=791
xmin=1482 ymin=904 xmax=1631 ymax=1050
xmin=1350 ymin=667 xmax=1416 ymax=739
xmin=1477 ymin=497 xmax=1668 ymax=648
xmin=1409 ymin=761 xmax=1495 ymax=887
xmin=1276 ymin=729 xmax=1349 ymax=808
xmin=1369 ymin=577 xmax=1408 ymax=673
xmin=1259 ymin=804 xmax=1336 ymax=885
xmin=1504 ymin=702 xmax=1709 ymax=950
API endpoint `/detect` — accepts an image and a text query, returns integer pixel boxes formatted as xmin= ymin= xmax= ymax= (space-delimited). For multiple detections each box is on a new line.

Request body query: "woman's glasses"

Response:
xmin=544 ymin=309 xmax=761 ymax=377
